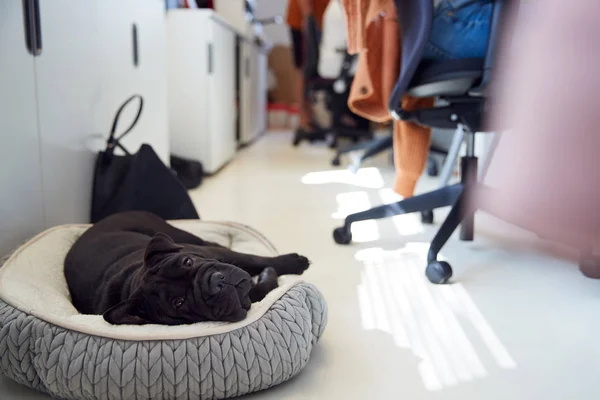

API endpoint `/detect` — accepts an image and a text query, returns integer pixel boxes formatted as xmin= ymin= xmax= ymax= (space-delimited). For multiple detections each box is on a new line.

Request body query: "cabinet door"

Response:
xmin=115 ymin=0 xmax=170 ymax=163
xmin=255 ymin=49 xmax=268 ymax=135
xmin=0 ymin=1 xmax=45 ymax=255
xmin=208 ymin=21 xmax=236 ymax=172
xmin=34 ymin=0 xmax=168 ymax=226
xmin=239 ymin=41 xmax=254 ymax=144
xmin=34 ymin=0 xmax=109 ymax=226
xmin=166 ymin=11 xmax=211 ymax=165
xmin=249 ymin=45 xmax=267 ymax=141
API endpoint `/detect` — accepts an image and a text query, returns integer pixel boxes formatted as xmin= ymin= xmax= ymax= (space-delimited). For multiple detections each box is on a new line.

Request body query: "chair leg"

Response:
xmin=424 ymin=185 xmax=478 ymax=284
xmin=359 ymin=135 xmax=394 ymax=162
xmin=333 ymin=140 xmax=374 ymax=157
xmin=459 ymin=130 xmax=479 ymax=241
xmin=333 ymin=184 xmax=463 ymax=244
xmin=348 ymin=135 xmax=394 ymax=172
xmin=331 ymin=140 xmax=372 ymax=166
xmin=478 ymin=132 xmax=501 ymax=181
xmin=422 ymin=125 xmax=465 ymax=224
xmin=438 ymin=125 xmax=465 ymax=186
xmin=332 ymin=135 xmax=392 ymax=167
xmin=459 ymin=155 xmax=478 ymax=241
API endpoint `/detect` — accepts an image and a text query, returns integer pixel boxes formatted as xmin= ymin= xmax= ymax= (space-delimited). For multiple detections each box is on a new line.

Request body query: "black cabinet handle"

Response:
xmin=22 ymin=0 xmax=42 ymax=56
xmin=132 ymin=24 xmax=139 ymax=67
xmin=22 ymin=0 xmax=34 ymax=54
xmin=208 ymin=43 xmax=213 ymax=74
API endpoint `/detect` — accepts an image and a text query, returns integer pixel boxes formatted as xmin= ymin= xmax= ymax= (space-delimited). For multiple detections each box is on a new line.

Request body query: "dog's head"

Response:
xmin=103 ymin=233 xmax=252 ymax=325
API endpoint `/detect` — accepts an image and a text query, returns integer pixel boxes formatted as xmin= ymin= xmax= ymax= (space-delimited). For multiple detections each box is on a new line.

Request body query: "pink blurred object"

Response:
xmin=481 ymin=0 xmax=600 ymax=253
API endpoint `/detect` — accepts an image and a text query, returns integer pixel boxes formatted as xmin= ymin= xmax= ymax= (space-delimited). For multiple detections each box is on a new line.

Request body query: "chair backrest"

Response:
xmin=470 ymin=0 xmax=517 ymax=95
xmin=388 ymin=0 xmax=514 ymax=112
xmin=387 ymin=0 xmax=433 ymax=118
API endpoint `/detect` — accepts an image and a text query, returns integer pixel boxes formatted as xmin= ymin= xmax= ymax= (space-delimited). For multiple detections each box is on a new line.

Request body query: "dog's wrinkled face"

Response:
xmin=103 ymin=233 xmax=252 ymax=325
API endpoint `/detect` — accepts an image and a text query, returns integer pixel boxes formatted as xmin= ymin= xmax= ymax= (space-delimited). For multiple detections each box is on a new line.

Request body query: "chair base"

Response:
xmin=331 ymin=131 xmax=372 ymax=149
xmin=332 ymin=154 xmax=480 ymax=284
xmin=331 ymin=135 xmax=393 ymax=169
xmin=292 ymin=127 xmax=328 ymax=146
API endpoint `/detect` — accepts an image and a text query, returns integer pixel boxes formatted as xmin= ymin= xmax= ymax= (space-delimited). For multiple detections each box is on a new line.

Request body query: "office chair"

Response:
xmin=331 ymin=126 xmax=393 ymax=168
xmin=333 ymin=0 xmax=513 ymax=284
xmin=330 ymin=124 xmax=455 ymax=180
xmin=330 ymin=99 xmax=458 ymax=177
xmin=292 ymin=16 xmax=373 ymax=146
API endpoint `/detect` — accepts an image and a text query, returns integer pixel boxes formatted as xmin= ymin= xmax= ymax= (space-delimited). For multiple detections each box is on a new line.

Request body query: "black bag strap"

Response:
xmin=104 ymin=94 xmax=144 ymax=160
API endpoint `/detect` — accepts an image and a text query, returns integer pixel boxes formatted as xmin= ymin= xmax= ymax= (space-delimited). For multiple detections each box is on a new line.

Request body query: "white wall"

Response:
xmin=255 ymin=0 xmax=291 ymax=45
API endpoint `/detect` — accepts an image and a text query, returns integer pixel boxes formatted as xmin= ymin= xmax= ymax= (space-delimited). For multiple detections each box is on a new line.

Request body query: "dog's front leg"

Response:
xmin=249 ymin=267 xmax=279 ymax=302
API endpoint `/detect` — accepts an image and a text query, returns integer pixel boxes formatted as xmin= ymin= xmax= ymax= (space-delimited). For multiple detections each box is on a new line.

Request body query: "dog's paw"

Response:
xmin=272 ymin=253 xmax=310 ymax=275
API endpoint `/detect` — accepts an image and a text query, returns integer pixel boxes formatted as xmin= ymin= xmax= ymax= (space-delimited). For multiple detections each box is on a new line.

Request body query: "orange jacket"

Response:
xmin=342 ymin=0 xmax=434 ymax=197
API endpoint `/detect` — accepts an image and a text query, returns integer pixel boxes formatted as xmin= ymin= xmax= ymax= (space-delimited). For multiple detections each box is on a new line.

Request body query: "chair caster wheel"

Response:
xmin=333 ymin=227 xmax=352 ymax=245
xmin=579 ymin=257 xmax=600 ymax=279
xmin=426 ymin=261 xmax=452 ymax=284
xmin=421 ymin=210 xmax=434 ymax=224
xmin=427 ymin=159 xmax=439 ymax=177
xmin=332 ymin=157 xmax=341 ymax=166
xmin=292 ymin=135 xmax=301 ymax=147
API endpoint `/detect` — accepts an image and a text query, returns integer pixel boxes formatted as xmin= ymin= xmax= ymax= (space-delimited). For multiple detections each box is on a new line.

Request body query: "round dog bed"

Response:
xmin=0 ymin=221 xmax=327 ymax=400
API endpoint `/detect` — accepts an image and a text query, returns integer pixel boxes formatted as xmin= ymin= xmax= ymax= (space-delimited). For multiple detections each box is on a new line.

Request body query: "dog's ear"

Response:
xmin=103 ymin=299 xmax=148 ymax=325
xmin=144 ymin=233 xmax=183 ymax=267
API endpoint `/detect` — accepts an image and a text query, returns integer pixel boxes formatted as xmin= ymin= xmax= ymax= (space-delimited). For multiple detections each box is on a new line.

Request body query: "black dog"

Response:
xmin=64 ymin=211 xmax=310 ymax=325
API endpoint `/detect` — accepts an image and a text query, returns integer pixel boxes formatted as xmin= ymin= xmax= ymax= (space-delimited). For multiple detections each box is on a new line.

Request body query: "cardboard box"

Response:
xmin=268 ymin=45 xmax=298 ymax=106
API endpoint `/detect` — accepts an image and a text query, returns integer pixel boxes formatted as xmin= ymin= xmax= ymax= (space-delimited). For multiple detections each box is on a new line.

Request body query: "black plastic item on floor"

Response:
xmin=91 ymin=95 xmax=200 ymax=223
xmin=170 ymin=154 xmax=204 ymax=190
xmin=292 ymin=126 xmax=327 ymax=146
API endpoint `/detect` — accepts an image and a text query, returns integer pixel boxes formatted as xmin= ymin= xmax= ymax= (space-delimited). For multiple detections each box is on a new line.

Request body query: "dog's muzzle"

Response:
xmin=195 ymin=263 xmax=252 ymax=320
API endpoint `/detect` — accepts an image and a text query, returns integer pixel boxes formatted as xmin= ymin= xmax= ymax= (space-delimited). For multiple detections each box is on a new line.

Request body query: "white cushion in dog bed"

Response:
xmin=0 ymin=221 xmax=327 ymax=400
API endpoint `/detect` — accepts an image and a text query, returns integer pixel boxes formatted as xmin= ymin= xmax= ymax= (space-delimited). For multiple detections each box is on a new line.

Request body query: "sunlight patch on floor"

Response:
xmin=356 ymin=245 xmax=516 ymax=391
xmin=301 ymin=167 xmax=385 ymax=189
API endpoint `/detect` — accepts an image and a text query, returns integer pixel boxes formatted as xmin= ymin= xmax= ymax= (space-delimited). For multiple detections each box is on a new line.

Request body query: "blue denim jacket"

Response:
xmin=423 ymin=0 xmax=493 ymax=61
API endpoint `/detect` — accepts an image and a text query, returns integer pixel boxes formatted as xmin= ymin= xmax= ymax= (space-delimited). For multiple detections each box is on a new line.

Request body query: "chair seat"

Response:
xmin=408 ymin=58 xmax=484 ymax=97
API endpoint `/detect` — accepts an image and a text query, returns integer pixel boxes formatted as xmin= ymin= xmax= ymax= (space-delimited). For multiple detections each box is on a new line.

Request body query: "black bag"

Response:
xmin=170 ymin=154 xmax=204 ymax=190
xmin=91 ymin=95 xmax=200 ymax=223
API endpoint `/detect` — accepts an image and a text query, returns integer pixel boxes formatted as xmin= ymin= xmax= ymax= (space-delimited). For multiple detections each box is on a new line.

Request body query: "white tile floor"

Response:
xmin=3 ymin=131 xmax=600 ymax=399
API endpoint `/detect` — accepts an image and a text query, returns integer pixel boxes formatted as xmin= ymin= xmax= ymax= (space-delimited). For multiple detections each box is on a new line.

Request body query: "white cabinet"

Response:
xmin=0 ymin=0 xmax=169 ymax=255
xmin=239 ymin=40 xmax=254 ymax=145
xmin=35 ymin=0 xmax=169 ymax=227
xmin=239 ymin=40 xmax=268 ymax=145
xmin=214 ymin=0 xmax=249 ymax=33
xmin=167 ymin=10 xmax=237 ymax=174
xmin=251 ymin=46 xmax=268 ymax=139
xmin=0 ymin=1 xmax=46 ymax=255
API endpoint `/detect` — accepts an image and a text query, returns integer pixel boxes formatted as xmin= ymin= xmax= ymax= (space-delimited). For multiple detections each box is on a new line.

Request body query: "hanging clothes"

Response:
xmin=341 ymin=0 xmax=434 ymax=197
